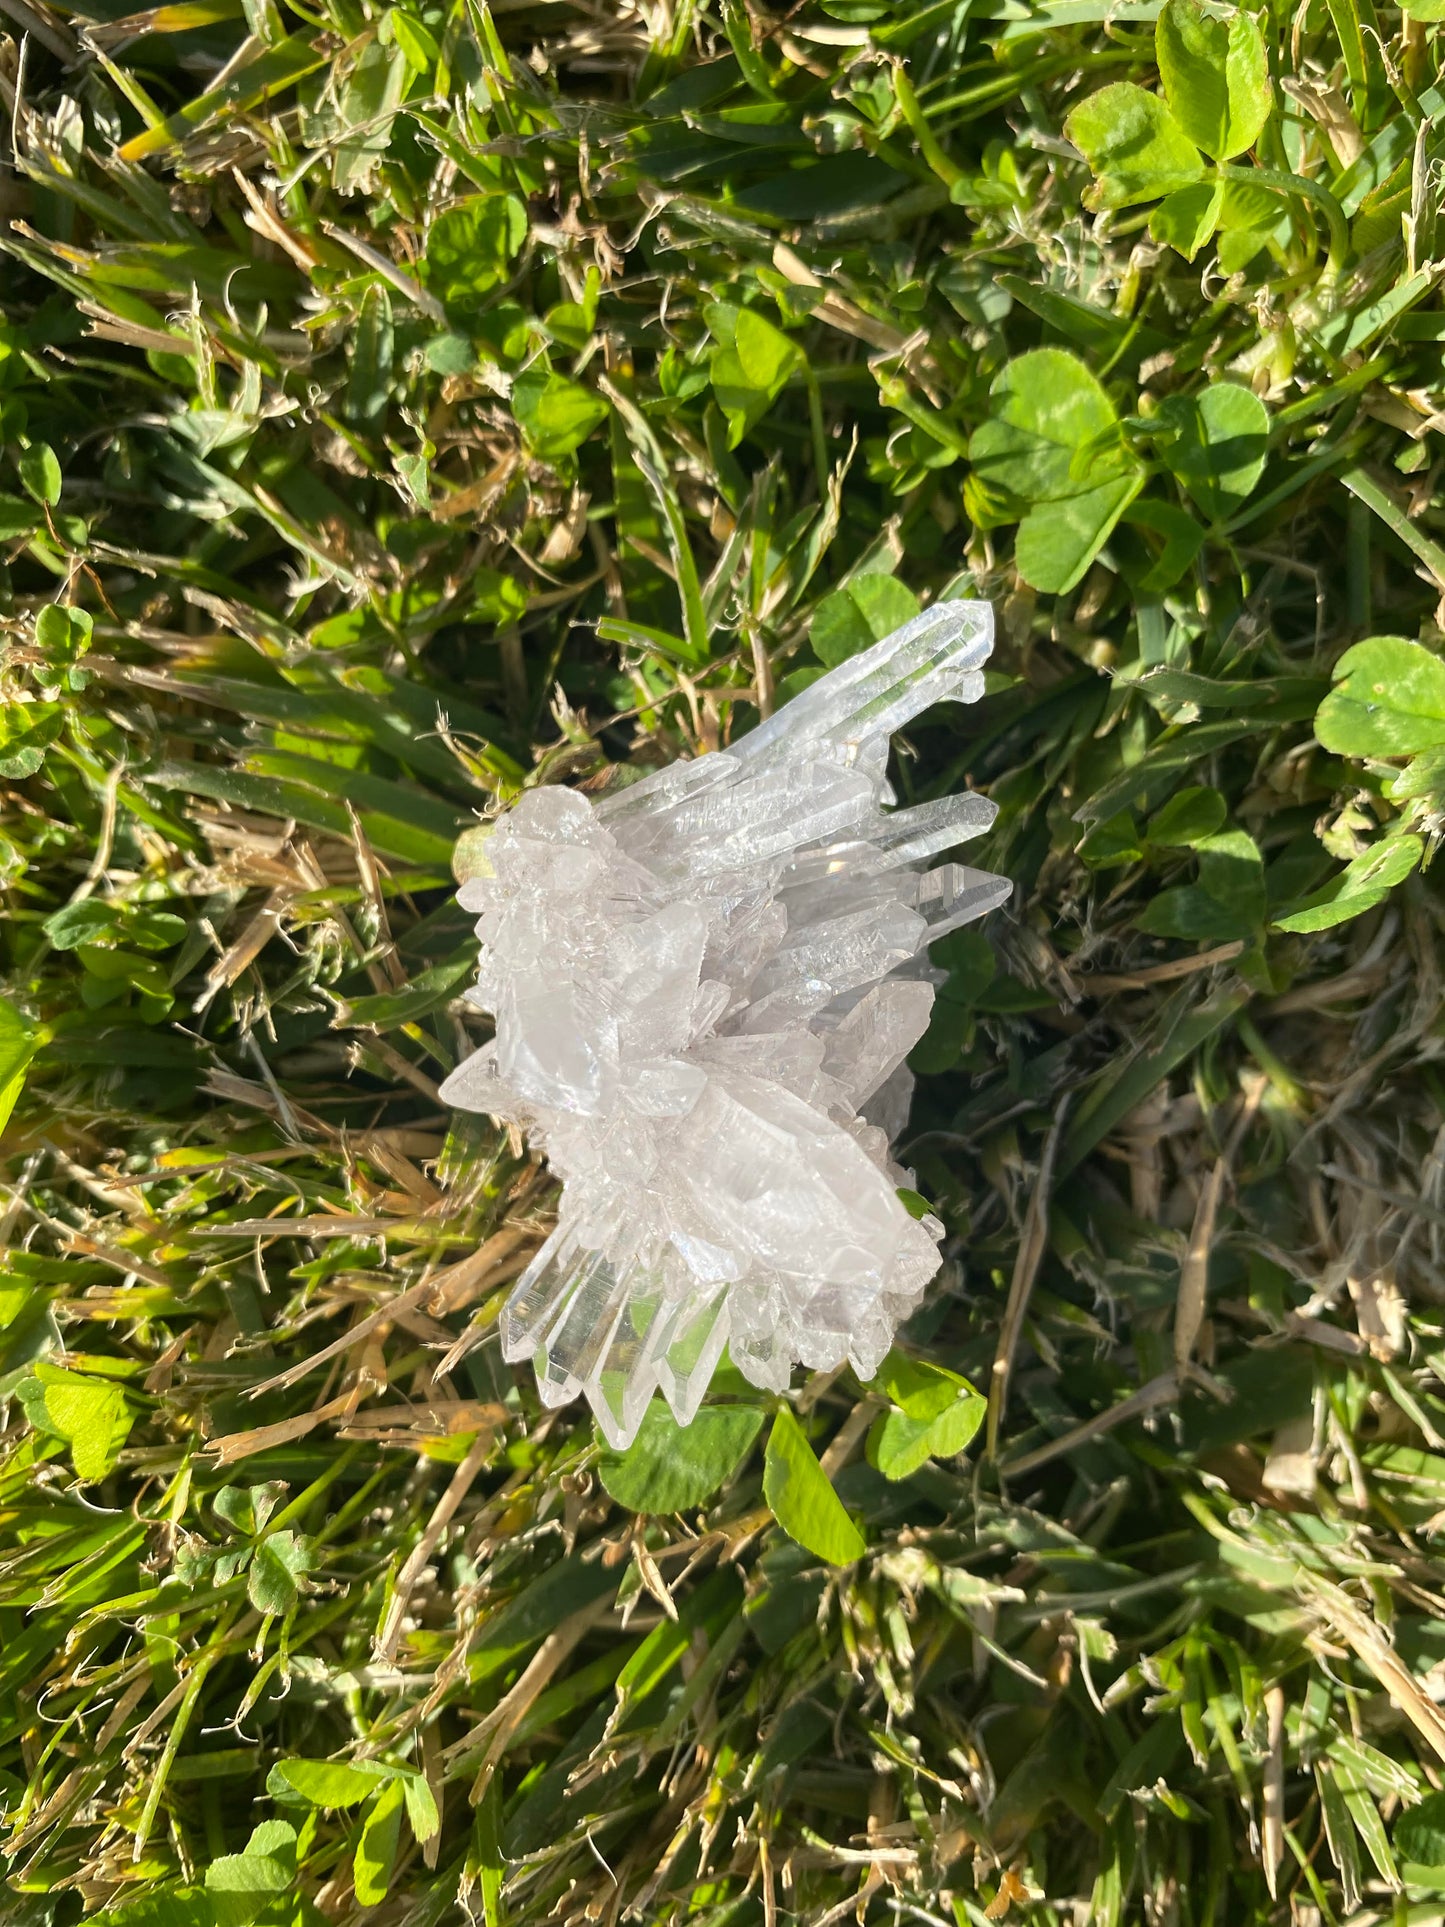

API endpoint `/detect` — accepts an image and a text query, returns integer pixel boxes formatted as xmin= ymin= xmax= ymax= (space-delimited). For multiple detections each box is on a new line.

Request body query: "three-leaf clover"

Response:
xmin=1066 ymin=0 xmax=1273 ymax=261
xmin=968 ymin=348 xmax=1145 ymax=594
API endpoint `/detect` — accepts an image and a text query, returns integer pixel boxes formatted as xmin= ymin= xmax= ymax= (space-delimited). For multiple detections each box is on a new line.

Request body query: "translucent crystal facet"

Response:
xmin=439 ymin=599 xmax=1008 ymax=1446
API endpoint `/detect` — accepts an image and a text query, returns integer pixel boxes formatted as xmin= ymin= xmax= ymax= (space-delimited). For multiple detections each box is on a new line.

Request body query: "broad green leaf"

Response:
xmin=734 ymin=306 xmax=801 ymax=392
xmin=205 ymin=1846 xmax=292 ymax=1927
xmin=1217 ymin=224 xmax=1274 ymax=274
xmin=1138 ymin=891 xmax=1242 ymax=941
xmin=777 ymin=666 xmax=827 ymax=704
xmin=354 ymin=1779 xmax=405 ymax=1906
xmin=546 ymin=265 xmax=600 ymax=350
xmin=1196 ymin=827 xmax=1266 ymax=924
xmin=922 ymin=1396 xmax=985 ymax=1455
xmin=763 ymin=1406 xmax=865 ymax=1566
xmin=48 ymin=903 xmax=182 ymax=954
xmin=598 ymin=1398 xmax=765 ymax=1513
xmin=1156 ymin=385 xmax=1269 ymax=522
xmin=0 ymin=994 xmax=39 ymax=1135
xmin=247 ymin=1528 xmax=314 ymax=1616
xmin=216 ymin=1495 xmax=272 ymax=1548
xmin=423 ymin=194 xmax=527 ymax=310
xmin=1147 ymin=787 xmax=1227 ymax=847
xmin=45 ymin=901 xmax=124 ymax=950
xmin=932 ymin=926 xmax=996 ymax=1001
xmin=871 ymin=1408 xmax=938 ymax=1482
xmin=0 ymin=700 xmax=63 ymax=779
xmin=811 ymin=574 xmax=920 ymax=667
xmin=1215 ymin=176 xmax=1283 ymax=271
xmin=1014 ymin=471 xmax=1144 ymax=594
xmin=1064 ymin=82 xmax=1204 ymax=209
xmin=910 ymin=995 xmax=972 ymax=1074
xmin=873 ymin=1350 xmax=977 ymax=1422
xmin=423 ymin=332 xmax=473 ymax=374
xmin=709 ymin=304 xmax=802 ymax=447
xmin=1396 ymin=1790 xmax=1445 ymax=1867
xmin=0 ymin=492 xmax=38 ymax=538
xmin=35 ymin=604 xmax=92 ymax=667
xmin=868 ymin=1352 xmax=985 ymax=1481
xmin=266 ymin=1758 xmax=393 ymax=1807
xmin=214 ymin=1482 xmax=285 ymax=1535
xmin=387 ymin=7 xmax=439 ymax=68
xmin=34 ymin=1364 xmax=132 ymax=1482
xmin=872 ymin=1398 xmax=985 ymax=1481
xmin=1079 ymin=812 xmax=1145 ymax=869
xmin=1149 ymin=180 xmax=1223 ymax=259
xmin=1156 ymin=0 xmax=1271 ymax=163
xmin=0 ymin=1071 xmax=27 ymax=1140
xmin=969 ymin=349 xmax=1126 ymax=502
xmin=19 ymin=443 xmax=61 ymax=506
xmin=1273 ymin=835 xmax=1423 ymax=933
xmin=241 ymin=1821 xmax=297 ymax=1865
xmin=1315 ymin=636 xmax=1445 ymax=757
xmin=1389 ymin=748 xmax=1445 ymax=802
xmin=512 ymin=372 xmax=608 ymax=460
xmin=400 ymin=1770 xmax=440 ymax=1842
xmin=126 ymin=908 xmax=187 ymax=950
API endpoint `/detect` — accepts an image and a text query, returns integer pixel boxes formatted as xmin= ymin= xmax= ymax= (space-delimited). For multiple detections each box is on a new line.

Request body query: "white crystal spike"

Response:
xmin=442 ymin=596 xmax=1006 ymax=1446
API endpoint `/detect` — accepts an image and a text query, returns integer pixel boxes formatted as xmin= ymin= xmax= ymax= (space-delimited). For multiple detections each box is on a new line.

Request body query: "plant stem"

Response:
xmin=1219 ymin=163 xmax=1349 ymax=282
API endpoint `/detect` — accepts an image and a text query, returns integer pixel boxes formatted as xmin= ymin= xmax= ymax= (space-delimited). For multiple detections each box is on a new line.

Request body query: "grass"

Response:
xmin=4 ymin=0 xmax=1445 ymax=1922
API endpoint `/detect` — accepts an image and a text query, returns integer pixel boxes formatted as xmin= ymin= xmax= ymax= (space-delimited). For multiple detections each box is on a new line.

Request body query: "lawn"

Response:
xmin=4 ymin=1 xmax=1445 ymax=1923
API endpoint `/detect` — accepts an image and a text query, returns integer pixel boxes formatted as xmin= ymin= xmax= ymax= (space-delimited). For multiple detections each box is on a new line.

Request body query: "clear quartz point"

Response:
xmin=442 ymin=597 xmax=1006 ymax=1445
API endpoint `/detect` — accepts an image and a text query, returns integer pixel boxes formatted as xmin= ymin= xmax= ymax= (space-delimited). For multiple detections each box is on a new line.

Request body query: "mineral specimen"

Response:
xmin=439 ymin=598 xmax=1008 ymax=1447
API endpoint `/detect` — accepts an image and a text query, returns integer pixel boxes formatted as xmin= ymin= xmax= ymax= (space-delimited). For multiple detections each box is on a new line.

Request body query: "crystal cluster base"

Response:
xmin=439 ymin=600 xmax=1008 ymax=1447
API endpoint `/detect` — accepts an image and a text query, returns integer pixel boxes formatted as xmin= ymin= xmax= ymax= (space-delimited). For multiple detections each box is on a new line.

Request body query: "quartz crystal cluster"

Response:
xmin=439 ymin=599 xmax=1008 ymax=1447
